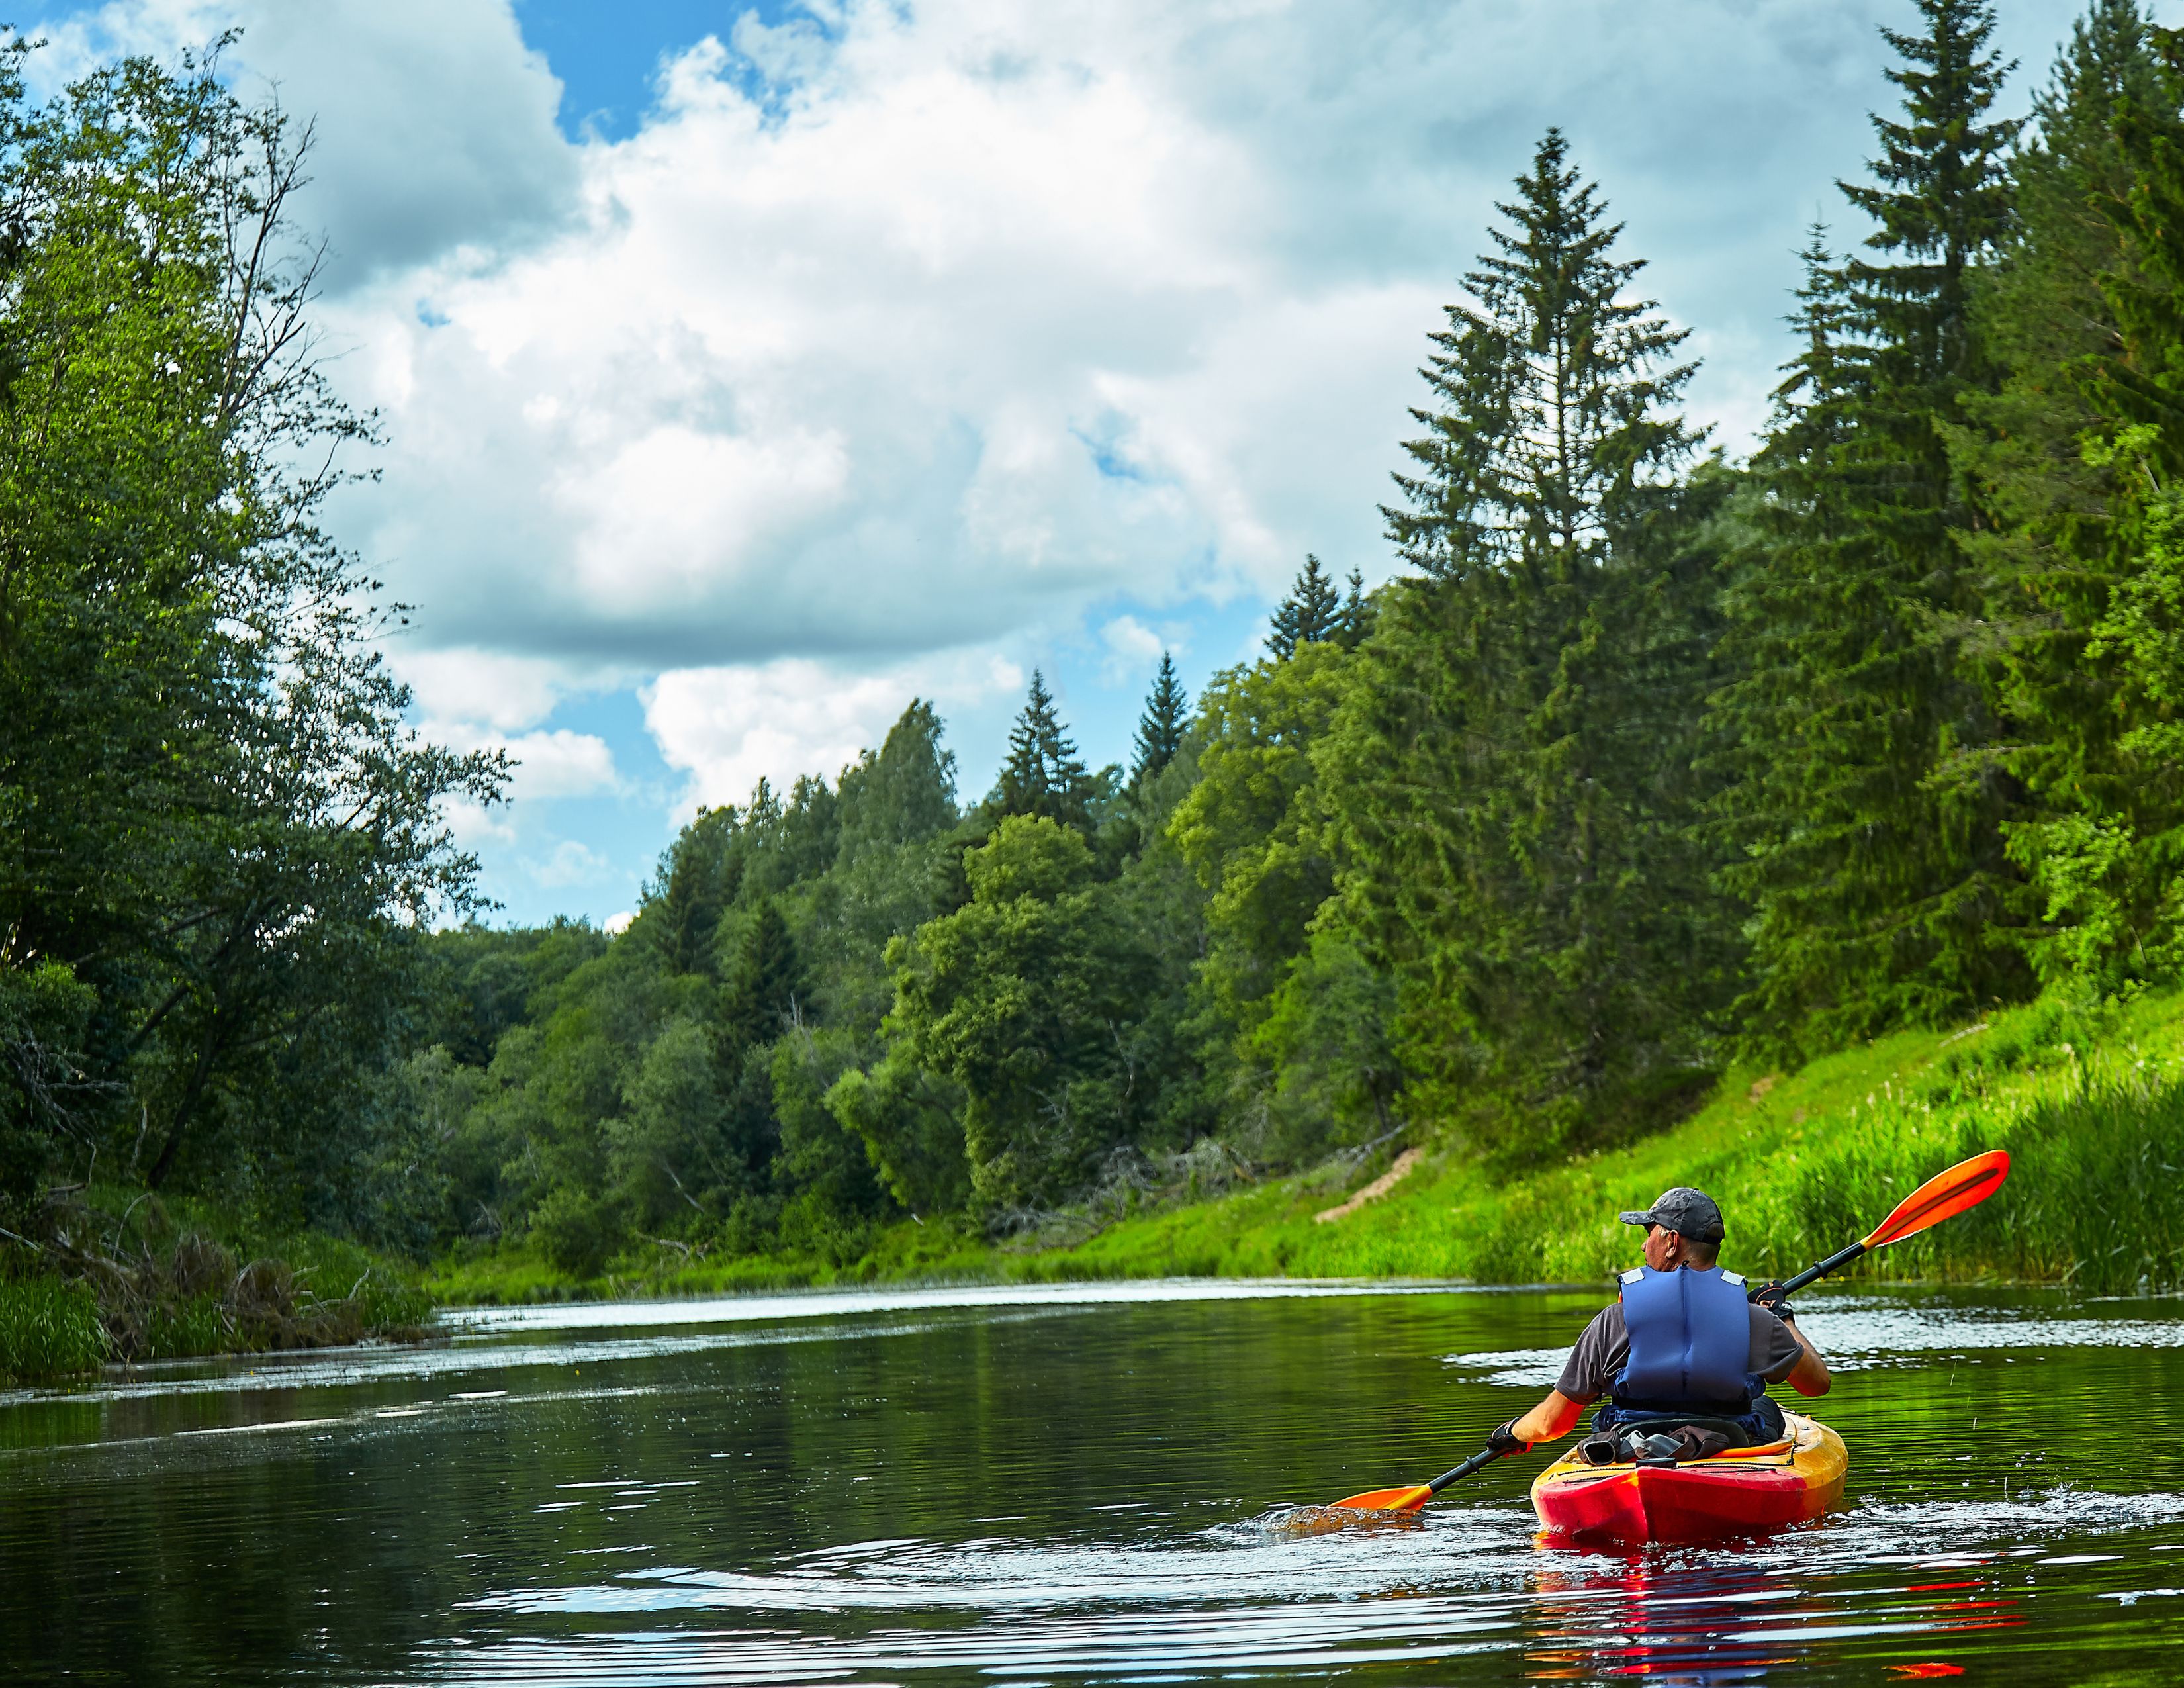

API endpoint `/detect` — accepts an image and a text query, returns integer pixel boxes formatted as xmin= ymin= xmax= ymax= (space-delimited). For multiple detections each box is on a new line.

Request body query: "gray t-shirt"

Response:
xmin=1554 ymin=1302 xmax=1807 ymax=1403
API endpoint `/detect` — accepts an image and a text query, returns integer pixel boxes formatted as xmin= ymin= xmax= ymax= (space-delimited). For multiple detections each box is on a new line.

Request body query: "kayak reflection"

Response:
xmin=1522 ymin=1557 xmax=2025 ymax=1682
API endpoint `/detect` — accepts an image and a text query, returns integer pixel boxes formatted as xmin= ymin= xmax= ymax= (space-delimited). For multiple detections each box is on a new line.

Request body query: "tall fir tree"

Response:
xmin=1953 ymin=8 xmax=2184 ymax=983
xmin=995 ymin=671 xmax=1097 ymax=833
xmin=1709 ymin=232 xmax=1881 ymax=1050
xmin=1713 ymin=0 xmax=2030 ymax=1054
xmin=709 ymin=899 xmax=808 ymax=1180
xmin=1841 ymin=0 xmax=2021 ymax=399
xmin=648 ymin=810 xmax=737 ymax=977
xmin=719 ymin=901 xmax=807 ymax=1056
xmin=1326 ymin=128 xmax=1731 ymax=1155
xmin=1132 ymin=652 xmax=1189 ymax=783
xmin=1267 ymin=555 xmax=1343 ymax=657
xmin=1335 ymin=567 xmax=1371 ymax=648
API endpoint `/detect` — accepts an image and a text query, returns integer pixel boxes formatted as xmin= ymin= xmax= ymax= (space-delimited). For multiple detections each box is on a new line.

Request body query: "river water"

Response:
xmin=3 ymin=1278 xmax=2182 ymax=1685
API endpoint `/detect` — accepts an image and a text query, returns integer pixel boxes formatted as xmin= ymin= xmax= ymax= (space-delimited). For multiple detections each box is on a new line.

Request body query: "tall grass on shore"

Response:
xmin=75 ymin=1223 xmax=436 ymax=1362
xmin=1450 ymin=1020 xmax=2184 ymax=1294
xmin=987 ymin=990 xmax=2184 ymax=1293
xmin=1737 ymin=1060 xmax=2184 ymax=1295
xmin=0 ymin=1276 xmax=107 ymax=1382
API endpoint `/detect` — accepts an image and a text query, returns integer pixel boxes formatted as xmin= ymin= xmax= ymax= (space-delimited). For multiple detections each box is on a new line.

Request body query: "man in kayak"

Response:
xmin=1492 ymin=1186 xmax=1831 ymax=1453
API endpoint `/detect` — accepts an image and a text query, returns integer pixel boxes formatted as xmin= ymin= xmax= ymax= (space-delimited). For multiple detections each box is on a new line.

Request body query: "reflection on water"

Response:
xmin=4 ymin=1278 xmax=2183 ymax=1685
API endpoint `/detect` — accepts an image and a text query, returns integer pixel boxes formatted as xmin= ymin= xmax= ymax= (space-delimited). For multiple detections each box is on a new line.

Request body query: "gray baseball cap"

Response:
xmin=1618 ymin=1186 xmax=1726 ymax=1243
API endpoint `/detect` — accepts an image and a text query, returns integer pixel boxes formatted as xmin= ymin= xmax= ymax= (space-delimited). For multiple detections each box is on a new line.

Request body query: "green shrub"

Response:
xmin=529 ymin=1187 xmax=622 ymax=1280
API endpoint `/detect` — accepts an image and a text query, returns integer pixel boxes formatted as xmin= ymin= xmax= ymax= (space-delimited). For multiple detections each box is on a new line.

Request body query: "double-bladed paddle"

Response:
xmin=1324 ymin=1148 xmax=2013 ymax=1514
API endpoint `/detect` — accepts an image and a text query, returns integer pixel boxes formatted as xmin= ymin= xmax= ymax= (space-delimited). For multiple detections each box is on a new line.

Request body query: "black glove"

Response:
xmin=1486 ymin=1417 xmax=1531 ymax=1457
xmin=1752 ymin=1281 xmax=1797 ymax=1322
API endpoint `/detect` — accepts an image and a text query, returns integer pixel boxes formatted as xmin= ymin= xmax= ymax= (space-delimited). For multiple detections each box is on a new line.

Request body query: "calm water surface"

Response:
xmin=3 ymin=1277 xmax=2182 ymax=1685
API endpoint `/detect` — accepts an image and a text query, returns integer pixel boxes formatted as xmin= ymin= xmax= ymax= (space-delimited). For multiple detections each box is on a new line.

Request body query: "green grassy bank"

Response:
xmin=432 ymin=987 xmax=2184 ymax=1305
xmin=0 ymin=1192 xmax=433 ymax=1385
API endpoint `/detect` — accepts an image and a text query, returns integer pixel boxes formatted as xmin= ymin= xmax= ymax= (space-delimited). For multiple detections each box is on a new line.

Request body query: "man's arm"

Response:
xmin=1510 ymin=1389 xmax=1589 ymax=1444
xmin=1779 ymin=1317 xmax=1830 ymax=1396
xmin=1752 ymin=1286 xmax=1831 ymax=1397
xmin=1503 ymin=1304 xmax=1621 ymax=1446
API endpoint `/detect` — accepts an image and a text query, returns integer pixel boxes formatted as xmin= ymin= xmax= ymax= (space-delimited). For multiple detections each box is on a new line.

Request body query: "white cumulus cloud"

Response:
xmin=1097 ymin=614 xmax=1169 ymax=685
xmin=643 ymin=650 xmax=1023 ymax=818
xmin=496 ymin=730 xmax=621 ymax=802
xmin=389 ymin=645 xmax=591 ymax=734
xmin=29 ymin=0 xmax=572 ymax=286
xmin=39 ymin=0 xmax=2099 ymax=686
xmin=525 ymin=839 xmax=615 ymax=889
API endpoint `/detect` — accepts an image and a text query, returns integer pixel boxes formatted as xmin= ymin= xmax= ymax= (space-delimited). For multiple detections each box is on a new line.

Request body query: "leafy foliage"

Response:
xmin=1951 ymin=11 xmax=2184 ymax=988
xmin=0 ymin=49 xmax=500 ymax=1240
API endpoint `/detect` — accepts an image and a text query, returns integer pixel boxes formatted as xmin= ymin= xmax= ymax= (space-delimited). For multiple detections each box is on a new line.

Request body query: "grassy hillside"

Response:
xmin=432 ymin=987 xmax=2184 ymax=1305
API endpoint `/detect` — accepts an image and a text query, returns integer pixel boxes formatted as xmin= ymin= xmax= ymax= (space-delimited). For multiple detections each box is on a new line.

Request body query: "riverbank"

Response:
xmin=431 ymin=986 xmax=2184 ymax=1305
xmin=0 ymin=1192 xmax=433 ymax=1383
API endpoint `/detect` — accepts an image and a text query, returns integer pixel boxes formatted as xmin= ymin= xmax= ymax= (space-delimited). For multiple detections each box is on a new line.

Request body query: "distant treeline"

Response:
xmin=12 ymin=2 xmax=2184 ymax=1285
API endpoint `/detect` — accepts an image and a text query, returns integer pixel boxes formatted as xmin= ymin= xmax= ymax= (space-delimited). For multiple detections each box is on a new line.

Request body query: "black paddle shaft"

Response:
xmin=1749 ymin=1241 xmax=1868 ymax=1303
xmin=1426 ymin=1446 xmax=1506 ymax=1495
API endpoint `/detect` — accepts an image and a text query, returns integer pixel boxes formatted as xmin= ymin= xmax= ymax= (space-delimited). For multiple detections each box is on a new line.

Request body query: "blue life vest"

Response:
xmin=1611 ymin=1264 xmax=1760 ymax=1413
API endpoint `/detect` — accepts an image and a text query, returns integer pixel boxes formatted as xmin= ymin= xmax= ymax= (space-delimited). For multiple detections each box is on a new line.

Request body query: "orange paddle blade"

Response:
xmin=1331 ymin=1483 xmax=1431 ymax=1513
xmin=1860 ymin=1149 xmax=2011 ymax=1249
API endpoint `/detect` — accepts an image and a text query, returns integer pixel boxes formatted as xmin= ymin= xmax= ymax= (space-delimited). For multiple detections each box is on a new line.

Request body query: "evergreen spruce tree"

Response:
xmin=719 ymin=902 xmax=807 ymax=1055
xmin=1713 ymin=0 xmax=2031 ymax=1053
xmin=708 ymin=900 xmax=807 ymax=1182
xmin=648 ymin=812 xmax=735 ymax=976
xmin=1325 ymin=128 xmax=1731 ymax=1154
xmin=1841 ymin=0 xmax=2021 ymax=399
xmin=1267 ymin=555 xmax=1343 ymax=657
xmin=995 ymin=671 xmax=1097 ymax=832
xmin=1132 ymin=652 xmax=1189 ymax=783
xmin=1952 ymin=8 xmax=2184 ymax=982
xmin=1709 ymin=232 xmax=1883 ymax=1049
xmin=1334 ymin=567 xmax=1371 ymax=648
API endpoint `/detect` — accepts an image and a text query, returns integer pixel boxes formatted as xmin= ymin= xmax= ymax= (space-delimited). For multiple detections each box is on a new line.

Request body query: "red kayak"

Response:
xmin=1530 ymin=1413 xmax=1848 ymax=1544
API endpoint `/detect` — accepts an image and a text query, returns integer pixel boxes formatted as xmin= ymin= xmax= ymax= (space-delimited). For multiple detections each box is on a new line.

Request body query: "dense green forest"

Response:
xmin=12 ymin=1 xmax=2184 ymax=1338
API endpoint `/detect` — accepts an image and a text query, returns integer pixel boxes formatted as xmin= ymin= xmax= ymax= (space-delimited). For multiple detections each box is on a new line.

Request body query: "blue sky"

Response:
xmin=519 ymin=1 xmax=804 ymax=140
xmin=32 ymin=0 xmax=2112 ymax=927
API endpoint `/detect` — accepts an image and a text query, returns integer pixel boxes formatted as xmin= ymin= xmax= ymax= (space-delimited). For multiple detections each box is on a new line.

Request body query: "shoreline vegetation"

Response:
xmin=0 ymin=1195 xmax=431 ymax=1385
xmin=428 ymin=986 xmax=2184 ymax=1307
xmin=6 ymin=981 xmax=2176 ymax=1383
xmin=18 ymin=5 xmax=2184 ymax=1380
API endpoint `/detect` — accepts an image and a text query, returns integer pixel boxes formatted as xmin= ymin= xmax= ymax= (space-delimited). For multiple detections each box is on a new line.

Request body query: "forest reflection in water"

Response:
xmin=3 ymin=1278 xmax=2183 ymax=1685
